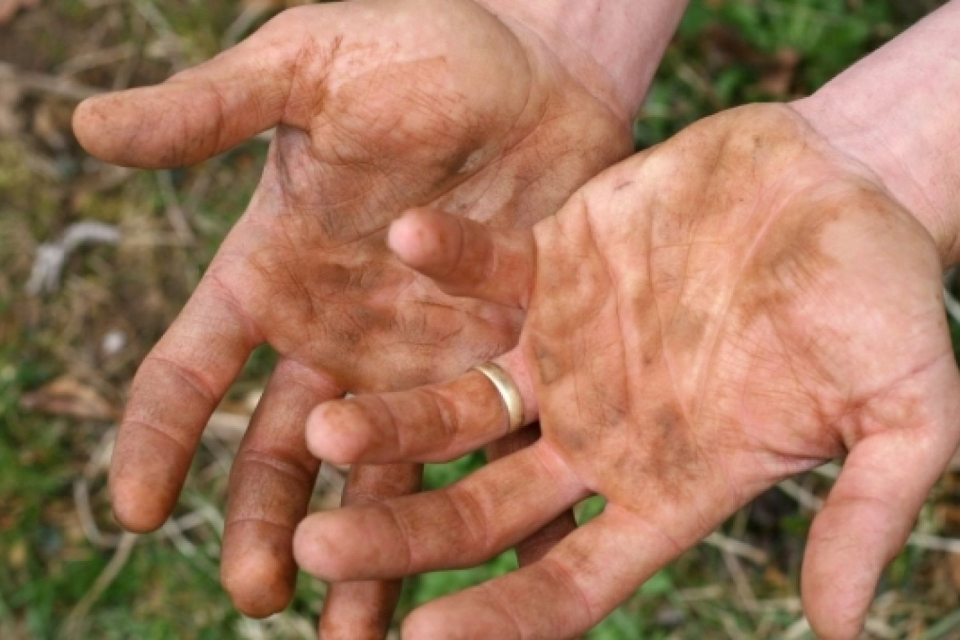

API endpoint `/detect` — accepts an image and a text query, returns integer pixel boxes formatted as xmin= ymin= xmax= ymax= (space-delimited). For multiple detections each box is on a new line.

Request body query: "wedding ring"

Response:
xmin=471 ymin=362 xmax=523 ymax=433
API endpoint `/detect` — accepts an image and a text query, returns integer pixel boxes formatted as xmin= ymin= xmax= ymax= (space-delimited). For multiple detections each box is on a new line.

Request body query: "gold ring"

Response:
xmin=471 ymin=362 xmax=523 ymax=433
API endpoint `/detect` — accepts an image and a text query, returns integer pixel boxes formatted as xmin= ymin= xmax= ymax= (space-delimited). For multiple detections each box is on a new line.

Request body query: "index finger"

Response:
xmin=387 ymin=208 xmax=536 ymax=309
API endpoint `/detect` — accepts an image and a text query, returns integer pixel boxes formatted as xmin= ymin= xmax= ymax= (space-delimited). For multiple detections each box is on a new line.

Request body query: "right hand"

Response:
xmin=298 ymin=103 xmax=960 ymax=639
xmin=72 ymin=0 xmax=634 ymax=633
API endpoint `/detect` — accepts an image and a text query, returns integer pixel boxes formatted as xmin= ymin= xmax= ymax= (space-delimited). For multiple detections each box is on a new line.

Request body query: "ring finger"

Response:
xmin=304 ymin=347 xmax=538 ymax=464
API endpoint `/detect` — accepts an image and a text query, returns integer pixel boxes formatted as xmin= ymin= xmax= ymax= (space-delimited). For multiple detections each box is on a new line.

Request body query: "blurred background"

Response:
xmin=1 ymin=0 xmax=959 ymax=638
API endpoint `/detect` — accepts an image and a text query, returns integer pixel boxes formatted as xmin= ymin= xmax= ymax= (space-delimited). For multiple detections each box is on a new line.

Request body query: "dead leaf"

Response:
xmin=8 ymin=540 xmax=26 ymax=568
xmin=760 ymin=49 xmax=801 ymax=98
xmin=949 ymin=554 xmax=960 ymax=592
xmin=20 ymin=376 xmax=119 ymax=420
xmin=0 ymin=0 xmax=39 ymax=26
xmin=0 ymin=76 xmax=22 ymax=136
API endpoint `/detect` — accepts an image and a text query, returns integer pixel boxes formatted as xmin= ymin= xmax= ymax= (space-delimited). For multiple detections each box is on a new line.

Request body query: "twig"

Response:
xmin=74 ymin=477 xmax=122 ymax=549
xmin=26 ymin=221 xmax=121 ymax=295
xmin=864 ymin=616 xmax=898 ymax=639
xmin=56 ymin=43 xmax=136 ymax=77
xmin=200 ymin=428 xmax=235 ymax=477
xmin=810 ymin=461 xmax=840 ymax=480
xmin=188 ymin=500 xmax=226 ymax=537
xmin=717 ymin=610 xmax=751 ymax=640
xmin=130 ymin=0 xmax=185 ymax=67
xmin=60 ymin=532 xmax=138 ymax=640
xmin=783 ymin=609 xmax=896 ymax=639
xmin=222 ymin=1 xmax=273 ymax=49
xmin=945 ymin=268 xmax=960 ymax=324
xmin=157 ymin=171 xmax=196 ymax=244
xmin=675 ymin=585 xmax=726 ymax=602
xmin=722 ymin=549 xmax=760 ymax=616
xmin=206 ymin=410 xmax=251 ymax=441
xmin=777 ymin=479 xmax=824 ymax=511
xmin=907 ymin=532 xmax=960 ymax=554
xmin=112 ymin=8 xmax=147 ymax=91
xmin=751 ymin=597 xmax=802 ymax=613
xmin=703 ymin=532 xmax=768 ymax=565
xmin=236 ymin=612 xmax=316 ymax=640
xmin=319 ymin=461 xmax=347 ymax=494
xmin=783 ymin=617 xmax=811 ymax=640
xmin=779 ymin=477 xmax=960 ymax=556
xmin=161 ymin=516 xmax=199 ymax=557
xmin=0 ymin=61 xmax=103 ymax=101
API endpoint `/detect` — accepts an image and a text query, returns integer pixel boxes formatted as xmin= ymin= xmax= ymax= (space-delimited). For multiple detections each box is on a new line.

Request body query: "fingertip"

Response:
xmin=110 ymin=497 xmax=165 ymax=534
xmin=803 ymin=590 xmax=866 ymax=640
xmin=401 ymin=607 xmax=450 ymax=640
xmin=74 ymin=88 xmax=176 ymax=167
xmin=402 ymin=599 xmax=508 ymax=640
xmin=109 ymin=468 xmax=173 ymax=533
xmin=304 ymin=403 xmax=333 ymax=459
xmin=109 ymin=427 xmax=191 ymax=532
xmin=221 ymin=535 xmax=296 ymax=618
xmin=387 ymin=208 xmax=459 ymax=272
xmin=71 ymin=97 xmax=96 ymax=141
xmin=293 ymin=513 xmax=351 ymax=581
xmin=801 ymin=517 xmax=875 ymax=640
xmin=390 ymin=206 xmax=534 ymax=309
xmin=305 ymin=401 xmax=373 ymax=465
xmin=72 ymin=95 xmax=118 ymax=162
xmin=801 ymin=577 xmax=870 ymax=640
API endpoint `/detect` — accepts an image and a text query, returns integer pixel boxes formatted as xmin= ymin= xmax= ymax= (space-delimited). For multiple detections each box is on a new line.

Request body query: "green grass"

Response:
xmin=1 ymin=0 xmax=956 ymax=638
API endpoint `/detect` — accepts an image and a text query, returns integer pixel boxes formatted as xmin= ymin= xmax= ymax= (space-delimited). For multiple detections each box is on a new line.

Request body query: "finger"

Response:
xmin=220 ymin=358 xmax=342 ymax=618
xmin=802 ymin=358 xmax=960 ymax=640
xmin=293 ymin=441 xmax=586 ymax=581
xmin=73 ymin=5 xmax=349 ymax=168
xmin=319 ymin=463 xmax=423 ymax=640
xmin=485 ymin=425 xmax=577 ymax=565
xmin=387 ymin=208 xmax=536 ymax=309
xmin=402 ymin=505 xmax=684 ymax=640
xmin=305 ymin=348 xmax=538 ymax=464
xmin=110 ymin=275 xmax=260 ymax=532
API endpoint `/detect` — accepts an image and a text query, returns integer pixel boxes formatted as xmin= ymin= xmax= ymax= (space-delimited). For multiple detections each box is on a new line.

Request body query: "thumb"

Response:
xmin=72 ymin=5 xmax=348 ymax=168
xmin=387 ymin=207 xmax=537 ymax=309
xmin=801 ymin=355 xmax=960 ymax=640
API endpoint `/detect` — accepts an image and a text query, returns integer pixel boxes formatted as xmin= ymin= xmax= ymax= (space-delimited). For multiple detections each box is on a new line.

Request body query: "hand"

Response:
xmin=72 ymin=0 xmax=633 ymax=627
xmin=296 ymin=103 xmax=960 ymax=639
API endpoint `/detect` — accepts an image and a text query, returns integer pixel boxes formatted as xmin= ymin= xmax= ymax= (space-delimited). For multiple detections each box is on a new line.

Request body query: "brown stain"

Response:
xmin=667 ymin=306 xmax=707 ymax=349
xmin=533 ymin=341 xmax=564 ymax=386
xmin=635 ymin=403 xmax=700 ymax=504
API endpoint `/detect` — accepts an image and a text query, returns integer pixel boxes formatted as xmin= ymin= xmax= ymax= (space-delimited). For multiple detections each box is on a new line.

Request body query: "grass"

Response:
xmin=1 ymin=0 xmax=957 ymax=638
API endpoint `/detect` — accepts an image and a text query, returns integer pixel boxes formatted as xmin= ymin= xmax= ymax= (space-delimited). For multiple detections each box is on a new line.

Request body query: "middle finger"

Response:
xmin=293 ymin=441 xmax=585 ymax=581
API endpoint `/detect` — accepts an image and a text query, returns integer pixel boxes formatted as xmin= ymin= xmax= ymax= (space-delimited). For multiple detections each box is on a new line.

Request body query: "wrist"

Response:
xmin=792 ymin=93 xmax=960 ymax=269
xmin=476 ymin=0 xmax=688 ymax=123
xmin=790 ymin=2 xmax=960 ymax=268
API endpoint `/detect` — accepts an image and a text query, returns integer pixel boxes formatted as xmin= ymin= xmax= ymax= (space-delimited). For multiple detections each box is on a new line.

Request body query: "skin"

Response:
xmin=72 ymin=0 xmax=647 ymax=630
xmin=296 ymin=103 xmax=960 ymax=640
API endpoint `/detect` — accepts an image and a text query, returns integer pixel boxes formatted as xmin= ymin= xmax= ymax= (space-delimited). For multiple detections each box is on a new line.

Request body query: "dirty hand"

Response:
xmin=71 ymin=0 xmax=675 ymax=630
xmin=297 ymin=103 xmax=960 ymax=639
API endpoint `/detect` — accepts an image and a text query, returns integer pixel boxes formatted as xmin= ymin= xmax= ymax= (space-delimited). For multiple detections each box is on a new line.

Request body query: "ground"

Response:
xmin=1 ymin=0 xmax=959 ymax=638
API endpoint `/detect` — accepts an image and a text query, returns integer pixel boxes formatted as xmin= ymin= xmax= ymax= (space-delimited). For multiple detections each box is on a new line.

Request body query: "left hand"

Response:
xmin=295 ymin=104 xmax=960 ymax=640
xmin=73 ymin=0 xmax=632 ymax=626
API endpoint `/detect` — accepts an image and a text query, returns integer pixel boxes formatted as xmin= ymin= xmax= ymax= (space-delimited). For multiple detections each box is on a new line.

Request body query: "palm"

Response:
xmin=200 ymin=0 xmax=627 ymax=389
xmin=528 ymin=104 xmax=953 ymax=516
xmin=297 ymin=104 xmax=960 ymax=640
xmin=73 ymin=0 xmax=629 ymax=621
